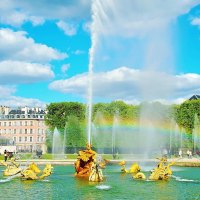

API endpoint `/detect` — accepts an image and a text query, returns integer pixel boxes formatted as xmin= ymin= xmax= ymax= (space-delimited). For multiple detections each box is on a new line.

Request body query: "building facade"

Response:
xmin=0 ymin=106 xmax=47 ymax=153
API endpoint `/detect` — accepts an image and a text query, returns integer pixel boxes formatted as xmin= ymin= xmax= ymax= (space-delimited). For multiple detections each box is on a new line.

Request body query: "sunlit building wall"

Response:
xmin=0 ymin=106 xmax=47 ymax=153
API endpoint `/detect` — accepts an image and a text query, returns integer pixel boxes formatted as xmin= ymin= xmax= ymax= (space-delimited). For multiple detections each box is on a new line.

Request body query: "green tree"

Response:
xmin=175 ymin=99 xmax=200 ymax=133
xmin=45 ymin=102 xmax=85 ymax=130
xmin=66 ymin=115 xmax=86 ymax=147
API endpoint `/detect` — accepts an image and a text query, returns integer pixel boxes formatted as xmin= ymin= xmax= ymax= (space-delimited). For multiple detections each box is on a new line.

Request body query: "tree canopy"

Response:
xmin=44 ymin=99 xmax=200 ymax=150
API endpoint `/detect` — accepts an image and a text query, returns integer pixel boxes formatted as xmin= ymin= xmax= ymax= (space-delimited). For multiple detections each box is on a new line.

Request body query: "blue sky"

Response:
xmin=0 ymin=0 xmax=200 ymax=107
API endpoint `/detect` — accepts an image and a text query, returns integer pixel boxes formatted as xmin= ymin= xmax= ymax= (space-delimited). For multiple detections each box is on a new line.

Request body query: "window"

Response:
xmin=25 ymin=129 xmax=27 ymax=134
xmin=20 ymin=129 xmax=22 ymax=134
xmin=30 ymin=129 xmax=33 ymax=134
xmin=9 ymin=122 xmax=11 ymax=126
xmin=30 ymin=137 xmax=32 ymax=142
xmin=19 ymin=137 xmax=22 ymax=142
xmin=25 ymin=137 xmax=27 ymax=142
xmin=25 ymin=121 xmax=27 ymax=126
xmin=30 ymin=121 xmax=33 ymax=126
xmin=4 ymin=122 xmax=6 ymax=126
xmin=20 ymin=121 xmax=23 ymax=126
xmin=14 ymin=129 xmax=16 ymax=134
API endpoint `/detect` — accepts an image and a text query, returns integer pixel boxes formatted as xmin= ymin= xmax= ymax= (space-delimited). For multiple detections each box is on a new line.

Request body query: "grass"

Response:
xmin=1 ymin=153 xmax=163 ymax=161
xmin=0 ymin=153 xmax=119 ymax=160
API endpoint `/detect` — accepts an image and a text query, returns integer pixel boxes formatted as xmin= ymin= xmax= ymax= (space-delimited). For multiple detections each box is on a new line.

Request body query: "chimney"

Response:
xmin=4 ymin=106 xmax=10 ymax=115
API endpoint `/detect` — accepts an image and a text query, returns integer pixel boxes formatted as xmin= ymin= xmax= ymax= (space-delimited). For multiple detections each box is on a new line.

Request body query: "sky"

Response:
xmin=0 ymin=0 xmax=200 ymax=108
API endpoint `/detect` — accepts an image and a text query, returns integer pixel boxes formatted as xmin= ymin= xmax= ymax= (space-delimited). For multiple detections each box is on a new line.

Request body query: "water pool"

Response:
xmin=0 ymin=165 xmax=200 ymax=200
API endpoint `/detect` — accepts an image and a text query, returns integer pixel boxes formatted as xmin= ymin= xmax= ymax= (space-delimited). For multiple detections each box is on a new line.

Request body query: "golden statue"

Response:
xmin=21 ymin=163 xmax=53 ymax=180
xmin=74 ymin=143 xmax=104 ymax=182
xmin=119 ymin=161 xmax=146 ymax=180
xmin=1 ymin=159 xmax=53 ymax=180
xmin=1 ymin=158 xmax=22 ymax=176
xmin=149 ymin=157 xmax=174 ymax=180
xmin=39 ymin=164 xmax=54 ymax=179
xmin=89 ymin=162 xmax=103 ymax=182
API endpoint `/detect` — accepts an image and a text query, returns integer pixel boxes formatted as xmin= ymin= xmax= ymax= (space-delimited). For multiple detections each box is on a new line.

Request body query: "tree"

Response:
xmin=66 ymin=115 xmax=86 ymax=147
xmin=45 ymin=102 xmax=85 ymax=130
xmin=175 ymin=99 xmax=200 ymax=133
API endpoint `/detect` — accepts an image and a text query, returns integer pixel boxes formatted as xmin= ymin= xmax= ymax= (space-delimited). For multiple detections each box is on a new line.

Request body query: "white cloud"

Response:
xmin=0 ymin=96 xmax=46 ymax=108
xmin=73 ymin=50 xmax=85 ymax=55
xmin=0 ymin=0 xmax=90 ymax=27
xmin=61 ymin=64 xmax=70 ymax=74
xmin=0 ymin=85 xmax=16 ymax=96
xmin=0 ymin=86 xmax=45 ymax=108
xmin=49 ymin=67 xmax=200 ymax=103
xmin=56 ymin=20 xmax=77 ymax=36
xmin=28 ymin=16 xmax=44 ymax=26
xmin=91 ymin=0 xmax=199 ymax=37
xmin=191 ymin=17 xmax=200 ymax=27
xmin=0 ymin=10 xmax=45 ymax=27
xmin=0 ymin=28 xmax=67 ymax=62
xmin=0 ymin=11 xmax=27 ymax=27
xmin=0 ymin=61 xmax=54 ymax=84
xmin=83 ymin=21 xmax=91 ymax=33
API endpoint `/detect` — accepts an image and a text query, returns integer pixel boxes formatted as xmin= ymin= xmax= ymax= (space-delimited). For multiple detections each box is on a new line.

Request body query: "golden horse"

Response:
xmin=119 ymin=161 xmax=146 ymax=180
xmin=21 ymin=163 xmax=53 ymax=180
xmin=149 ymin=157 xmax=174 ymax=180
xmin=1 ymin=158 xmax=22 ymax=176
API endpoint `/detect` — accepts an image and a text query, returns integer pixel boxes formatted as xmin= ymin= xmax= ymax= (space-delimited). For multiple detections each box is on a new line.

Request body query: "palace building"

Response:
xmin=0 ymin=106 xmax=47 ymax=153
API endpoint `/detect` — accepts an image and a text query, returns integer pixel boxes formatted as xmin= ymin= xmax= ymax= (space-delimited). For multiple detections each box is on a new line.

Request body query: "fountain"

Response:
xmin=193 ymin=114 xmax=200 ymax=154
xmin=73 ymin=0 xmax=199 ymax=184
xmin=92 ymin=112 xmax=108 ymax=153
xmin=87 ymin=1 xmax=175 ymax=160
xmin=52 ymin=127 xmax=65 ymax=160
xmin=112 ymin=111 xmax=119 ymax=157
xmin=169 ymin=120 xmax=182 ymax=156
xmin=74 ymin=0 xmax=104 ymax=181
xmin=74 ymin=143 xmax=104 ymax=182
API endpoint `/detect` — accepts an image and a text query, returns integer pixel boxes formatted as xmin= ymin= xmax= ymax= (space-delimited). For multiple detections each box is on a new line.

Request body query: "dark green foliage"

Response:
xmin=93 ymin=101 xmax=140 ymax=120
xmin=175 ymin=99 xmax=200 ymax=133
xmin=45 ymin=102 xmax=85 ymax=130
xmin=45 ymin=130 xmax=53 ymax=152
xmin=44 ymin=99 xmax=200 ymax=151
xmin=65 ymin=115 xmax=86 ymax=147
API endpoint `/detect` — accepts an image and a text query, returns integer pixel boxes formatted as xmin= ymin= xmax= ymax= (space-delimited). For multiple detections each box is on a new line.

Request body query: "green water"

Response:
xmin=0 ymin=165 xmax=200 ymax=200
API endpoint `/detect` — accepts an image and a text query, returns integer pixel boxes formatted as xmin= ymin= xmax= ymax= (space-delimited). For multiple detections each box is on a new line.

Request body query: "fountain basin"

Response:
xmin=0 ymin=165 xmax=200 ymax=199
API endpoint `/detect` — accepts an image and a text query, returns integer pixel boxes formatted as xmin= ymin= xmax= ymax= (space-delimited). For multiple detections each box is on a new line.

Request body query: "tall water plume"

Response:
xmin=87 ymin=0 xmax=99 ymax=145
xmin=87 ymin=0 xmax=197 ymax=155
xmin=93 ymin=111 xmax=109 ymax=153
xmin=52 ymin=127 xmax=65 ymax=159
xmin=112 ymin=111 xmax=119 ymax=155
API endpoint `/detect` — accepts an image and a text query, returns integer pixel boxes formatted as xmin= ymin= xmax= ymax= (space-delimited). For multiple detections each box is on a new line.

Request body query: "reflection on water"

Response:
xmin=0 ymin=165 xmax=200 ymax=199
